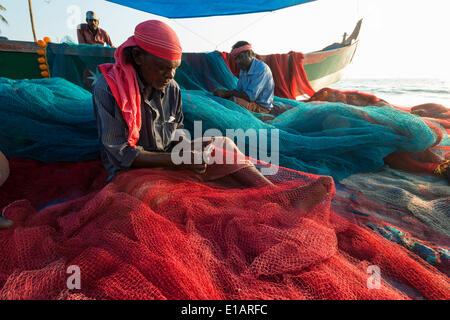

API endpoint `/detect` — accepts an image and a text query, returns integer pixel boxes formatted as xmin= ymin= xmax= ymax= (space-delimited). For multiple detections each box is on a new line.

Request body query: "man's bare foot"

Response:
xmin=274 ymin=176 xmax=333 ymax=211
xmin=0 ymin=216 xmax=14 ymax=229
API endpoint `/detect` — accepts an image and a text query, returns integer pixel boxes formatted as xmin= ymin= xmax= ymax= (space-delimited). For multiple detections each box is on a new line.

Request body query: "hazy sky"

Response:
xmin=1 ymin=0 xmax=449 ymax=79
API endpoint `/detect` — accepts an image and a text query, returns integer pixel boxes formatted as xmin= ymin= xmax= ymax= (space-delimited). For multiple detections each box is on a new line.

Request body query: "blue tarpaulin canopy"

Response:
xmin=106 ymin=0 xmax=317 ymax=18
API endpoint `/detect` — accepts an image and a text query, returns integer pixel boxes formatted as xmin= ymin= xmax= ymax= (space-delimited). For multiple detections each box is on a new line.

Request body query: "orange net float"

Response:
xmin=37 ymin=49 xmax=46 ymax=56
xmin=39 ymin=64 xmax=48 ymax=70
xmin=37 ymin=57 xmax=46 ymax=64
xmin=40 ymin=71 xmax=50 ymax=78
xmin=43 ymin=37 xmax=51 ymax=43
xmin=37 ymin=40 xmax=47 ymax=48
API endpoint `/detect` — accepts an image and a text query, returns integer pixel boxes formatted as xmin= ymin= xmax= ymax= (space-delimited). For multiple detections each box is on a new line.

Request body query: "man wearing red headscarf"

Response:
xmin=214 ymin=41 xmax=274 ymax=114
xmin=93 ymin=20 xmax=273 ymax=187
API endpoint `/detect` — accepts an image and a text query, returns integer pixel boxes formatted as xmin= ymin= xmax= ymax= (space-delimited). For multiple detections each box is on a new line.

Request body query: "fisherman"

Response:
xmin=0 ymin=150 xmax=13 ymax=229
xmin=93 ymin=21 xmax=332 ymax=210
xmin=93 ymin=20 xmax=276 ymax=188
xmin=214 ymin=41 xmax=275 ymax=114
xmin=77 ymin=11 xmax=114 ymax=47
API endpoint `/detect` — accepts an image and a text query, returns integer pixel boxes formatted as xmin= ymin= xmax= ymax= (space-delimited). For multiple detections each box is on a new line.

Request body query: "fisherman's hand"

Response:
xmin=214 ymin=89 xmax=228 ymax=98
xmin=177 ymin=137 xmax=214 ymax=154
xmin=180 ymin=149 xmax=208 ymax=174
xmin=189 ymin=138 xmax=215 ymax=174
xmin=176 ymin=138 xmax=215 ymax=175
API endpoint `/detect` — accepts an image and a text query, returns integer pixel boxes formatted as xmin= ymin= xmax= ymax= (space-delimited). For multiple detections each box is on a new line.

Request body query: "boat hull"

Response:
xmin=0 ymin=40 xmax=42 ymax=80
xmin=303 ymin=39 xmax=359 ymax=90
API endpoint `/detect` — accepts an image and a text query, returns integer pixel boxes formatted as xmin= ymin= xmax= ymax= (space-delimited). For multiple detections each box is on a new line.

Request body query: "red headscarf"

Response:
xmin=230 ymin=44 xmax=252 ymax=57
xmin=98 ymin=20 xmax=182 ymax=147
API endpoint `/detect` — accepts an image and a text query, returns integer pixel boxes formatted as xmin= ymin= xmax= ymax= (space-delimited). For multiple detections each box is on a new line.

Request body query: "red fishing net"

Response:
xmin=1 ymin=159 xmax=449 ymax=300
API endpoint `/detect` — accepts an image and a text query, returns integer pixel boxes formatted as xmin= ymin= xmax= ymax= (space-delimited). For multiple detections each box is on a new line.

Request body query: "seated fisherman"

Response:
xmin=93 ymin=21 xmax=332 ymax=210
xmin=77 ymin=11 xmax=114 ymax=47
xmin=214 ymin=41 xmax=275 ymax=114
xmin=0 ymin=150 xmax=13 ymax=229
xmin=93 ymin=20 xmax=274 ymax=188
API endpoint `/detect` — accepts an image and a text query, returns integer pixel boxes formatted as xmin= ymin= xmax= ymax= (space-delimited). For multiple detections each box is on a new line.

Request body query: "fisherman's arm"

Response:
xmin=227 ymin=74 xmax=251 ymax=101
xmin=131 ymin=142 xmax=210 ymax=173
xmin=214 ymin=89 xmax=250 ymax=101
xmin=131 ymin=151 xmax=178 ymax=168
xmin=131 ymin=90 xmax=187 ymax=169
xmin=77 ymin=25 xmax=86 ymax=44
xmin=132 ymin=87 xmax=209 ymax=173
xmin=93 ymin=102 xmax=197 ymax=171
xmin=93 ymin=86 xmax=143 ymax=170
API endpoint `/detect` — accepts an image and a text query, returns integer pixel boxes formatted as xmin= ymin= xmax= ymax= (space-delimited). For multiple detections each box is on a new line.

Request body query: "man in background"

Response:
xmin=214 ymin=41 xmax=274 ymax=114
xmin=77 ymin=11 xmax=114 ymax=47
xmin=94 ymin=20 xmax=275 ymax=188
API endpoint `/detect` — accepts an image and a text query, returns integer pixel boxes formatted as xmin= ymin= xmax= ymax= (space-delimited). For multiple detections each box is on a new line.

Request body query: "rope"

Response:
xmin=170 ymin=11 xmax=274 ymax=51
xmin=170 ymin=19 xmax=218 ymax=48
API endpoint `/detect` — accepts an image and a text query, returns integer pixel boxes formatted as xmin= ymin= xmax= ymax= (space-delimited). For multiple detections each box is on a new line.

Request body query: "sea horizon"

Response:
xmin=330 ymin=77 xmax=449 ymax=108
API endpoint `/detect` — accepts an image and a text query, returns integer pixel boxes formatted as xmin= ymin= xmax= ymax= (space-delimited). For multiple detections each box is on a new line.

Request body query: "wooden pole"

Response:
xmin=28 ymin=0 xmax=37 ymax=42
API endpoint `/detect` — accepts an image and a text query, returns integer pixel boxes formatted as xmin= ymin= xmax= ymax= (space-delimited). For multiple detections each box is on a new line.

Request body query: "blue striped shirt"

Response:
xmin=93 ymin=73 xmax=184 ymax=181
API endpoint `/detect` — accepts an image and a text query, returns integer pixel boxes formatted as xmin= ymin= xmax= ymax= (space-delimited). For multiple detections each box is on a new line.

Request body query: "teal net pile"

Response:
xmin=46 ymin=42 xmax=115 ymax=92
xmin=156 ymin=52 xmax=445 ymax=180
xmin=0 ymin=77 xmax=98 ymax=161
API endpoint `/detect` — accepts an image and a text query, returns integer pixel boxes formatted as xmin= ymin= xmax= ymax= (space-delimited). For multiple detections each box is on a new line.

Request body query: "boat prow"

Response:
xmin=303 ymin=19 xmax=363 ymax=91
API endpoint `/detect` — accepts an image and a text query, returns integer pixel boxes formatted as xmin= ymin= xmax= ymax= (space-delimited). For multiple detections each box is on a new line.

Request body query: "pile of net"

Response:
xmin=1 ymin=158 xmax=449 ymax=300
xmin=0 ymin=77 xmax=98 ymax=162
xmin=307 ymin=87 xmax=450 ymax=176
xmin=1 ymin=50 xmax=449 ymax=300
xmin=334 ymin=167 xmax=449 ymax=274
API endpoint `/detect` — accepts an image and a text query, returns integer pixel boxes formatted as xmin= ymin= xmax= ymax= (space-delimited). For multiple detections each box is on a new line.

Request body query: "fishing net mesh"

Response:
xmin=1 ymin=159 xmax=449 ymax=300
xmin=0 ymin=77 xmax=98 ymax=161
xmin=0 ymin=47 xmax=449 ymax=300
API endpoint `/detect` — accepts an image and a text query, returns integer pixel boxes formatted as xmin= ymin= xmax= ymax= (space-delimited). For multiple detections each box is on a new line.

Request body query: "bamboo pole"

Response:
xmin=28 ymin=0 xmax=37 ymax=42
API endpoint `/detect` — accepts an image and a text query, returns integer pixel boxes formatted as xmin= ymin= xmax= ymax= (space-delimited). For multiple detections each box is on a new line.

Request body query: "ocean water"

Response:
xmin=330 ymin=78 xmax=450 ymax=108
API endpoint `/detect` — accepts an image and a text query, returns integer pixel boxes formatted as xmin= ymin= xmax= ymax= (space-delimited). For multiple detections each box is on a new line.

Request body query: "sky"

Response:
xmin=0 ymin=0 xmax=449 ymax=79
